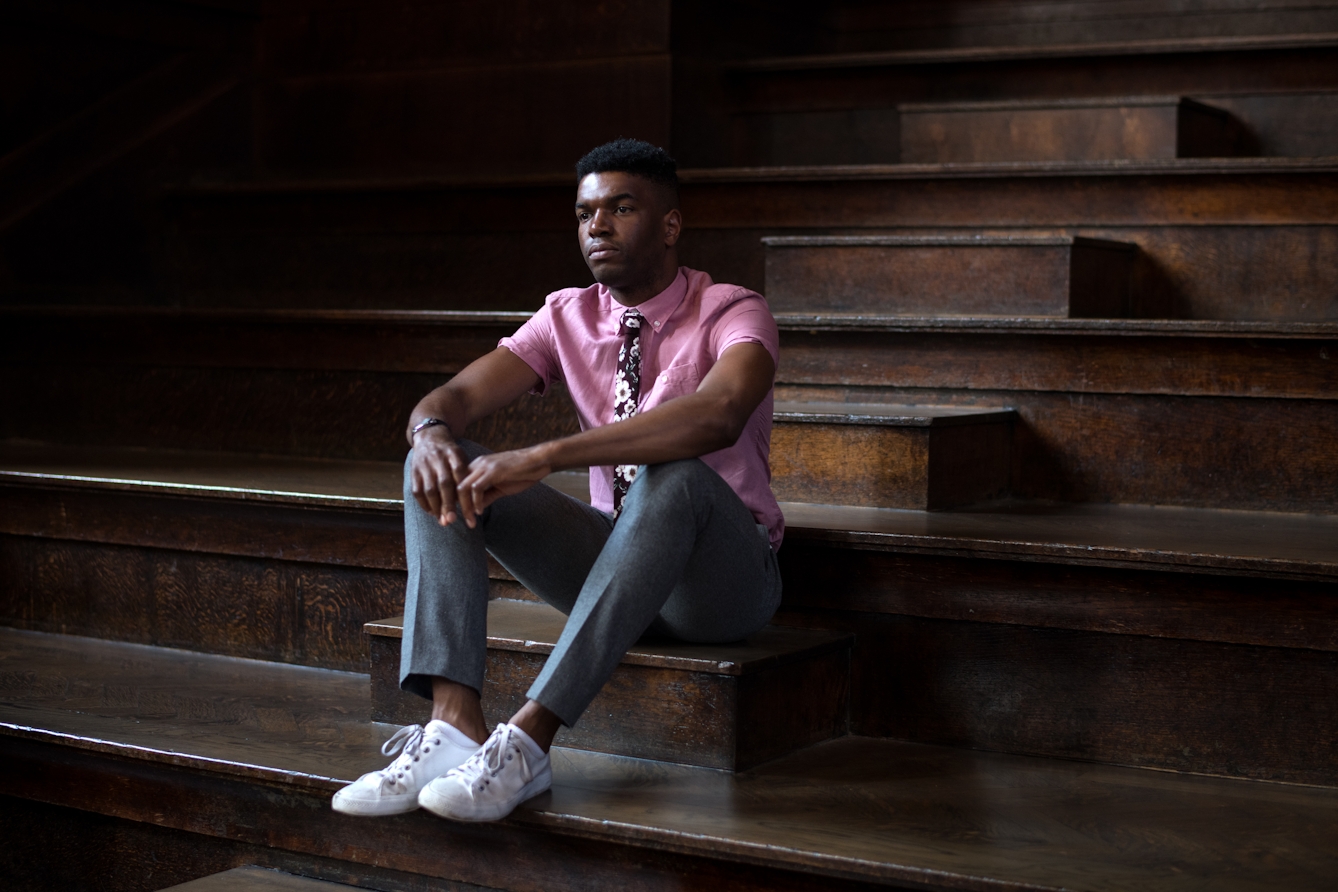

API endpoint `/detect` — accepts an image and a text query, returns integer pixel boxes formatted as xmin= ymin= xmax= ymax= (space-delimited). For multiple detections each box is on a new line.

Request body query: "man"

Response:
xmin=332 ymin=138 xmax=783 ymax=823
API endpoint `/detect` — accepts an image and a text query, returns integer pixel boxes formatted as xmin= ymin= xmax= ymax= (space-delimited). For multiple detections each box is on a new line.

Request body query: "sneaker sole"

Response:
xmin=418 ymin=766 xmax=553 ymax=822
xmin=331 ymin=791 xmax=421 ymax=817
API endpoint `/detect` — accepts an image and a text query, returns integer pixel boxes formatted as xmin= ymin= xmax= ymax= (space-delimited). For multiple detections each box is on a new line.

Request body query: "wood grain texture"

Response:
xmin=5 ymin=443 xmax=1337 ymax=576
xmin=775 ymin=320 xmax=1338 ymax=399
xmin=781 ymin=608 xmax=1338 ymax=784
xmin=764 ymin=235 xmax=1135 ymax=316
xmin=775 ymin=384 xmax=1338 ymax=512
xmin=157 ymin=166 xmax=1338 ymax=319
xmin=0 ymin=536 xmax=403 ymax=671
xmin=3 ymin=628 xmax=1338 ymax=891
xmin=770 ymin=412 xmax=1013 ymax=509
xmin=811 ymin=4 xmax=1338 ymax=53
xmin=899 ymin=96 xmax=1243 ymax=163
xmin=778 ymin=540 xmax=1338 ymax=652
xmin=0 ymin=365 xmax=578 ymax=461
xmin=723 ymin=39 xmax=1338 ymax=118
xmin=0 ymin=751 xmax=894 ymax=892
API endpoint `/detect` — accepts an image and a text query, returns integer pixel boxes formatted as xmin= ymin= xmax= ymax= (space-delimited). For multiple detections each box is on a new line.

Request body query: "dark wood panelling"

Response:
xmin=778 ymin=384 xmax=1338 ymax=511
xmin=726 ymin=41 xmax=1338 ymax=113
xmin=259 ymin=57 xmax=672 ymax=178
xmin=778 ymin=541 xmax=1338 ymax=651
xmin=5 ymin=629 xmax=1338 ymax=892
xmin=0 ymin=536 xmax=402 ymax=671
xmin=817 ymin=3 xmax=1338 ymax=53
xmin=776 ymin=324 xmax=1338 ymax=399
xmin=785 ymin=609 xmax=1338 ymax=785
xmin=764 ymin=235 xmax=1134 ymax=316
xmin=160 ymin=168 xmax=1338 ymax=318
xmin=0 ymin=365 xmax=578 ymax=460
xmin=258 ymin=0 xmax=671 ymax=75
xmin=770 ymin=408 xmax=1013 ymax=510
xmin=899 ymin=97 xmax=1243 ymax=163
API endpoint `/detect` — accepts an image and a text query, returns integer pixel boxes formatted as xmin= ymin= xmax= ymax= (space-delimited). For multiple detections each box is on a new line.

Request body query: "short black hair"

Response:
xmin=576 ymin=138 xmax=679 ymax=203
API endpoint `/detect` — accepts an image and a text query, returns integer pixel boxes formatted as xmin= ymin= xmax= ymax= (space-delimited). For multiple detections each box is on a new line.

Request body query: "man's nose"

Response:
xmin=588 ymin=209 xmax=612 ymax=234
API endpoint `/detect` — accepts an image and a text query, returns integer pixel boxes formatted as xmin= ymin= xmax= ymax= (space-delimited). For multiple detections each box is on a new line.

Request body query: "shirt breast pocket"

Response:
xmin=647 ymin=361 xmax=701 ymax=407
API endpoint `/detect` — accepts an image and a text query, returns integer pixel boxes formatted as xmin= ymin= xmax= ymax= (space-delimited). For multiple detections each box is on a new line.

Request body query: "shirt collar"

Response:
xmin=603 ymin=268 xmax=688 ymax=336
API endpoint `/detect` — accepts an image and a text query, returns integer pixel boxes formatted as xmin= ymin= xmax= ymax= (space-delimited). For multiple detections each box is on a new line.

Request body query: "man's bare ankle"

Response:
xmin=429 ymin=677 xmax=488 ymax=744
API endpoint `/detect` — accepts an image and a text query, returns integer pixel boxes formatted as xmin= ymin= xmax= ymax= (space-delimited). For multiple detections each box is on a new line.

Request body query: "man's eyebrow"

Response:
xmin=575 ymin=192 xmax=637 ymax=209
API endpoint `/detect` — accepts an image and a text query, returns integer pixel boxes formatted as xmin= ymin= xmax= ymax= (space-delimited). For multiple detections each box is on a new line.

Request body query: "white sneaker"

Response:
xmin=418 ymin=723 xmax=552 ymax=822
xmin=332 ymin=720 xmax=479 ymax=816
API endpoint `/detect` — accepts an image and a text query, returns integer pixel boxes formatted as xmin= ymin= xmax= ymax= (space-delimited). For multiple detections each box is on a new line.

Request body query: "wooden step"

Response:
xmin=365 ymin=603 xmax=851 ymax=771
xmin=771 ymin=401 xmax=1014 ymax=509
xmin=3 ymin=444 xmax=1337 ymax=782
xmin=3 ymin=627 xmax=1336 ymax=892
xmin=5 ymin=308 xmax=1337 ymax=511
xmin=708 ymin=35 xmax=1338 ymax=167
xmin=900 ymin=96 xmax=1244 ymax=164
xmin=805 ymin=6 xmax=1338 ymax=55
xmin=161 ymin=867 xmax=348 ymax=891
xmin=158 ymin=159 xmax=1338 ymax=321
xmin=763 ymin=235 xmax=1136 ymax=316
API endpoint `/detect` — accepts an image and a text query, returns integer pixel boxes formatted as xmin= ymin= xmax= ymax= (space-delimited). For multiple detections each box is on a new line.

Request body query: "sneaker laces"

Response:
xmin=370 ymin=723 xmax=441 ymax=791
xmin=455 ymin=724 xmax=533 ymax=800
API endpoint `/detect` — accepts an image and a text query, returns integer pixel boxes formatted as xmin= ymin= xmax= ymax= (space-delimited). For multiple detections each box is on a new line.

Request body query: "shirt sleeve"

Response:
xmin=498 ymin=300 xmax=561 ymax=395
xmin=711 ymin=292 xmax=781 ymax=369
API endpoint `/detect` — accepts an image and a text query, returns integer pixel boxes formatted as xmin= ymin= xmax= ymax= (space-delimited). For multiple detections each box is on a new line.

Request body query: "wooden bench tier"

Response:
xmin=3 ymin=445 xmax=1336 ymax=783
xmin=5 ymin=309 xmax=1335 ymax=512
xmin=3 ymin=627 xmax=1336 ymax=892
xmin=764 ymin=235 xmax=1136 ymax=316
xmin=365 ymin=604 xmax=851 ymax=771
xmin=156 ymin=159 xmax=1338 ymax=322
xmin=733 ymin=95 xmax=1253 ymax=167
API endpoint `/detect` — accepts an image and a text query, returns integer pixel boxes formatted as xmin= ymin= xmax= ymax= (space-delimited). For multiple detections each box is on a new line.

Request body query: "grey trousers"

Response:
xmin=400 ymin=443 xmax=783 ymax=727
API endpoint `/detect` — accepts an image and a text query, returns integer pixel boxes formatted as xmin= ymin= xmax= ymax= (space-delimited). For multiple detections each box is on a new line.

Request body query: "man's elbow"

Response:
xmin=700 ymin=398 xmax=751 ymax=452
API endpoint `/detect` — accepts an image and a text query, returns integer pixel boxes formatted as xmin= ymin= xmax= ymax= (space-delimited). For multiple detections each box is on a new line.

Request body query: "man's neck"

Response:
xmin=608 ymin=263 xmax=680 ymax=308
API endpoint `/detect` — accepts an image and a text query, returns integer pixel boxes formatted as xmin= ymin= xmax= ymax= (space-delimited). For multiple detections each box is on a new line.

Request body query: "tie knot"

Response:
xmin=620 ymin=309 xmax=643 ymax=335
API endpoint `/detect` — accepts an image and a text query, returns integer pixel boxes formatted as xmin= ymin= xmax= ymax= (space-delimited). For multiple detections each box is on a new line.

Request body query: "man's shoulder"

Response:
xmin=684 ymin=269 xmax=769 ymax=313
xmin=542 ymin=281 xmax=603 ymax=311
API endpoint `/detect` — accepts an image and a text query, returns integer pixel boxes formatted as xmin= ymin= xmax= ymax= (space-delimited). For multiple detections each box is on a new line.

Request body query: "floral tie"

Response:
xmin=611 ymin=308 xmax=644 ymax=517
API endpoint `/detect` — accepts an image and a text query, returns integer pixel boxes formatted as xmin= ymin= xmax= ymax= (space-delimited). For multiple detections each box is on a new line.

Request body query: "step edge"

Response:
xmin=4 ymin=475 xmax=1333 ymax=578
xmin=154 ymin=155 xmax=1338 ymax=195
xmin=899 ymin=95 xmax=1190 ymax=113
xmin=365 ymin=612 xmax=854 ymax=676
xmin=728 ymin=32 xmax=1338 ymax=73
xmin=763 ymin=234 xmax=1128 ymax=248
xmin=0 ymin=721 xmax=1072 ymax=891
xmin=773 ymin=402 xmax=1017 ymax=426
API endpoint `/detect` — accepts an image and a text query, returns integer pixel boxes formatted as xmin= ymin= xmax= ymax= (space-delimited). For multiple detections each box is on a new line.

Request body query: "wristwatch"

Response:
xmin=411 ymin=417 xmax=451 ymax=438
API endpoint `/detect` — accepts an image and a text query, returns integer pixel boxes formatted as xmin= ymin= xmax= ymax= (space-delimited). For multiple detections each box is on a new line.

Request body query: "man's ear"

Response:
xmin=663 ymin=207 xmax=683 ymax=246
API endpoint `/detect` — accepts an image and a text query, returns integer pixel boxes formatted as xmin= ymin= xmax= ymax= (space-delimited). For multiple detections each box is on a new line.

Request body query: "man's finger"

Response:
xmin=412 ymin=463 xmax=439 ymax=518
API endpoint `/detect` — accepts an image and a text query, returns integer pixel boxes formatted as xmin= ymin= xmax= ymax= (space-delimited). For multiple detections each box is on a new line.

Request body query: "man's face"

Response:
xmin=575 ymin=171 xmax=678 ymax=292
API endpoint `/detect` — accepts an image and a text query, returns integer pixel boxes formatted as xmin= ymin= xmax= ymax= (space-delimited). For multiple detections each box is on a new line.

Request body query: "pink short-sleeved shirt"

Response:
xmin=499 ymin=267 xmax=784 ymax=550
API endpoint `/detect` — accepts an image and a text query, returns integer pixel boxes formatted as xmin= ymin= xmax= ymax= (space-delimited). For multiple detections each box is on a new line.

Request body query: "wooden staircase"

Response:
xmin=3 ymin=1 xmax=1338 ymax=890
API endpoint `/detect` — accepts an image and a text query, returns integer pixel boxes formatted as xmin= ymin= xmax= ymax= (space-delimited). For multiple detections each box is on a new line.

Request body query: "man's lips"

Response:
xmin=586 ymin=243 xmax=618 ymax=260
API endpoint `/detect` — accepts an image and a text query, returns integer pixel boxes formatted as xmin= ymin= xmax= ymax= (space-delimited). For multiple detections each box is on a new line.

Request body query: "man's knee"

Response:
xmin=630 ymin=458 xmax=715 ymax=502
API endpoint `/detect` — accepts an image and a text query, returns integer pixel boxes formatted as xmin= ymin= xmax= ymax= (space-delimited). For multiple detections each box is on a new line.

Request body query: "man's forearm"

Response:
xmin=406 ymin=385 xmax=470 ymax=446
xmin=535 ymin=389 xmax=745 ymax=472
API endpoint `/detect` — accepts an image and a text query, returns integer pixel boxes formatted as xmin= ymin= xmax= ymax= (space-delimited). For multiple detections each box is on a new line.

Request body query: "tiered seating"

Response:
xmin=3 ymin=1 xmax=1338 ymax=889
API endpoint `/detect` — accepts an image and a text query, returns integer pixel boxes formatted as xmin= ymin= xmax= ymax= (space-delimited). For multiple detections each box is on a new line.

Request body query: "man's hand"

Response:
xmin=455 ymin=446 xmax=554 ymax=522
xmin=405 ymin=347 xmax=544 ymax=526
xmin=409 ymin=426 xmax=473 ymax=526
